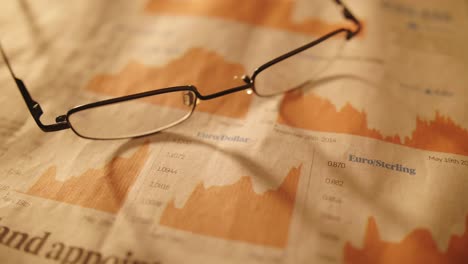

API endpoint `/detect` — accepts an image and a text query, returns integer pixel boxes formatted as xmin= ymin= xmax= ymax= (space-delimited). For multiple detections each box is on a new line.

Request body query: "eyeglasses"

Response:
xmin=1 ymin=0 xmax=361 ymax=140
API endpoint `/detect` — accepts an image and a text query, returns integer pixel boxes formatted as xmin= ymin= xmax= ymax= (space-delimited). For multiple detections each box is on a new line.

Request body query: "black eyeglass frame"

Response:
xmin=0 ymin=0 xmax=361 ymax=140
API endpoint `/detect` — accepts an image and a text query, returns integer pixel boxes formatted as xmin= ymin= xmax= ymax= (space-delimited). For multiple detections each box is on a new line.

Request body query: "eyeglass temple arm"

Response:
xmin=334 ymin=0 xmax=362 ymax=39
xmin=0 ymin=43 xmax=69 ymax=132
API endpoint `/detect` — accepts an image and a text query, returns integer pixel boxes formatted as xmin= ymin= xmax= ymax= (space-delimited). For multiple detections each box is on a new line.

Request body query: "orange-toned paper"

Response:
xmin=0 ymin=0 xmax=467 ymax=263
xmin=344 ymin=216 xmax=468 ymax=264
xmin=160 ymin=166 xmax=301 ymax=248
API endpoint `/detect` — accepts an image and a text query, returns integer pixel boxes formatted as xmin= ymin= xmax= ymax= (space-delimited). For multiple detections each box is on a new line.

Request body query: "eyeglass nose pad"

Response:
xmin=183 ymin=91 xmax=196 ymax=106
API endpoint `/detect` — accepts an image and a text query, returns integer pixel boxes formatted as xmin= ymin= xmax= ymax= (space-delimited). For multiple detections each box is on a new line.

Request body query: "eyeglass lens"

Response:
xmin=67 ymin=90 xmax=196 ymax=139
xmin=254 ymin=32 xmax=347 ymax=96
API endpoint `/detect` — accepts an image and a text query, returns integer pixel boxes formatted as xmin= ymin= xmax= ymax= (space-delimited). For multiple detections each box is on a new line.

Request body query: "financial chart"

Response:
xmin=0 ymin=0 xmax=467 ymax=263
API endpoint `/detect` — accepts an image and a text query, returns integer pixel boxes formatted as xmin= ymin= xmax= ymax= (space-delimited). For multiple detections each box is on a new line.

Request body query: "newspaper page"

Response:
xmin=0 ymin=0 xmax=467 ymax=263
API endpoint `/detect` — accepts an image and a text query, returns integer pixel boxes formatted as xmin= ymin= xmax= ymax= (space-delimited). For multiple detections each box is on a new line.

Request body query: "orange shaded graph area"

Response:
xmin=344 ymin=216 xmax=468 ymax=264
xmin=160 ymin=166 xmax=302 ymax=248
xmin=277 ymin=90 xmax=468 ymax=156
xmin=145 ymin=0 xmax=357 ymax=37
xmin=86 ymin=48 xmax=252 ymax=119
xmin=26 ymin=144 xmax=150 ymax=214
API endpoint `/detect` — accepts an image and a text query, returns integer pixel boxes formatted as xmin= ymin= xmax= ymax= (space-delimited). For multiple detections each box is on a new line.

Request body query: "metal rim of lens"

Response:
xmin=251 ymin=32 xmax=348 ymax=97
xmin=252 ymin=55 xmax=343 ymax=97
xmin=66 ymin=89 xmax=198 ymax=140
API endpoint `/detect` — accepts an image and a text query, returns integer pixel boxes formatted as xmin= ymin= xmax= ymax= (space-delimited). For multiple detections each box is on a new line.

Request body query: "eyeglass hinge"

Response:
xmin=31 ymin=103 xmax=43 ymax=116
xmin=55 ymin=115 xmax=67 ymax=123
xmin=242 ymin=75 xmax=252 ymax=84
